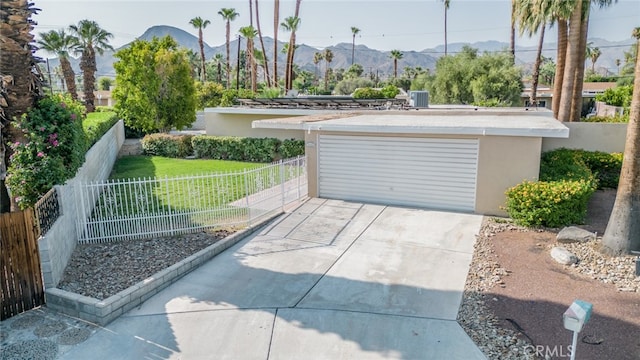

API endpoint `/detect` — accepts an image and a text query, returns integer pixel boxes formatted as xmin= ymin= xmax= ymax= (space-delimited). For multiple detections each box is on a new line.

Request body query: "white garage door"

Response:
xmin=318 ymin=135 xmax=478 ymax=212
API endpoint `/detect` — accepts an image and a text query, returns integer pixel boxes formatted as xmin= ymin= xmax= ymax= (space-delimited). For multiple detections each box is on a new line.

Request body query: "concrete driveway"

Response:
xmin=60 ymin=198 xmax=486 ymax=359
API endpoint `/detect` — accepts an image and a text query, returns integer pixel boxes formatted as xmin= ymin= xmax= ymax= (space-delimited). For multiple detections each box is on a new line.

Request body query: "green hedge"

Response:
xmin=504 ymin=148 xmax=622 ymax=227
xmin=142 ymin=135 xmax=306 ymax=162
xmin=141 ymin=134 xmax=194 ymax=158
xmin=84 ymin=111 xmax=120 ymax=148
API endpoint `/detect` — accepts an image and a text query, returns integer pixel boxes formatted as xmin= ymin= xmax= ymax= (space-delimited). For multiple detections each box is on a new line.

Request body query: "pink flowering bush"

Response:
xmin=6 ymin=93 xmax=87 ymax=209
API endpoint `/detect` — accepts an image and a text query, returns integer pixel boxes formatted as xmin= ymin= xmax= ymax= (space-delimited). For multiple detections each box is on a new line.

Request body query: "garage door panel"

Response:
xmin=318 ymin=135 xmax=478 ymax=212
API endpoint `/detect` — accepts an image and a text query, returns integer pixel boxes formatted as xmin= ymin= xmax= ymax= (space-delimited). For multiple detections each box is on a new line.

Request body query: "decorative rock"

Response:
xmin=551 ymin=246 xmax=579 ymax=265
xmin=557 ymin=226 xmax=596 ymax=244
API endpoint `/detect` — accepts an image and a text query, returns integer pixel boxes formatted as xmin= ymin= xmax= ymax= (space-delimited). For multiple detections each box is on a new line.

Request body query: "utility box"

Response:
xmin=409 ymin=91 xmax=429 ymax=108
xmin=563 ymin=300 xmax=593 ymax=333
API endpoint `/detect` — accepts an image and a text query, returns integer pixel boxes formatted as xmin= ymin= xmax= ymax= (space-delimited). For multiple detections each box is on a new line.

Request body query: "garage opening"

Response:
xmin=318 ymin=135 xmax=478 ymax=212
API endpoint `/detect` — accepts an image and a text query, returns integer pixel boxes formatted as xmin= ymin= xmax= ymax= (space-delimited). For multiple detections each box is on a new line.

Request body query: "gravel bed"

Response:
xmin=458 ymin=218 xmax=639 ymax=360
xmin=58 ymin=229 xmax=235 ymax=300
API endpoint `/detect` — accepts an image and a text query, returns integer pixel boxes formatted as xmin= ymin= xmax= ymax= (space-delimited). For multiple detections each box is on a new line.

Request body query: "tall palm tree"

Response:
xmin=351 ymin=26 xmax=360 ymax=65
xmin=37 ymin=29 xmax=79 ymax=100
xmin=0 ymin=0 xmax=43 ymax=212
xmin=590 ymin=46 xmax=601 ymax=73
xmin=239 ymin=26 xmax=258 ymax=92
xmin=615 ymin=58 xmax=621 ymax=75
xmin=254 ymin=0 xmax=271 ymax=87
xmin=557 ymin=0 xmax=584 ymax=122
xmin=323 ymin=48 xmax=333 ymax=91
xmin=514 ymin=0 xmax=548 ymax=107
xmin=213 ymin=53 xmax=225 ymax=83
xmin=550 ymin=0 xmax=575 ymax=118
xmin=281 ymin=16 xmax=300 ymax=91
xmin=510 ymin=0 xmax=516 ymax=62
xmin=390 ymin=50 xmax=403 ymax=78
xmin=568 ymin=1 xmax=591 ymax=122
xmin=273 ymin=0 xmax=280 ymax=87
xmin=219 ymin=8 xmax=239 ymax=89
xmin=442 ymin=0 xmax=450 ymax=56
xmin=313 ymin=51 xmax=323 ymax=82
xmin=69 ymin=19 xmax=114 ymax=113
xmin=189 ymin=17 xmax=211 ymax=82
xmin=602 ymin=27 xmax=640 ymax=254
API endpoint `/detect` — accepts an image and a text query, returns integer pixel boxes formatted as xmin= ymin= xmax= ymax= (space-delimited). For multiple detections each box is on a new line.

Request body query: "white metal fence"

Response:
xmin=75 ymin=156 xmax=307 ymax=243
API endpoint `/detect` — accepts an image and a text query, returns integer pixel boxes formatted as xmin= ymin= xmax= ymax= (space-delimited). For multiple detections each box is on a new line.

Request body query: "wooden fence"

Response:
xmin=1 ymin=208 xmax=45 ymax=320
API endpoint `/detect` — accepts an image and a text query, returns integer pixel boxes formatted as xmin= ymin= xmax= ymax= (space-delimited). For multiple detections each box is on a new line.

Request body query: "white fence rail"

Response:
xmin=75 ymin=156 xmax=307 ymax=243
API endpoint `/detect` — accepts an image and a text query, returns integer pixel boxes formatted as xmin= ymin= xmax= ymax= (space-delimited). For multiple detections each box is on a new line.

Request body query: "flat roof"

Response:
xmin=253 ymin=109 xmax=569 ymax=138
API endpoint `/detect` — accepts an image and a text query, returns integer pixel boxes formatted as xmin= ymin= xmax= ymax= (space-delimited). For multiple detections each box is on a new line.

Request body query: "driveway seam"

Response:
xmin=265 ymin=308 xmax=278 ymax=360
xmin=292 ymin=205 xmax=387 ymax=308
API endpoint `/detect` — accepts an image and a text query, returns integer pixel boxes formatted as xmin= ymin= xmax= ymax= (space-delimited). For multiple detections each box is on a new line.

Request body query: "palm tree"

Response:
xmin=37 ymin=29 xmax=79 ymax=100
xmin=189 ymin=17 xmax=211 ymax=82
xmin=590 ymin=47 xmax=601 ymax=73
xmin=514 ymin=0 xmax=547 ymax=107
xmin=442 ymin=0 xmax=450 ymax=56
xmin=602 ymin=27 xmax=640 ymax=254
xmin=213 ymin=53 xmax=225 ymax=83
xmin=239 ymin=26 xmax=258 ymax=92
xmin=218 ymin=8 xmax=239 ymax=89
xmin=615 ymin=58 xmax=621 ymax=75
xmin=273 ymin=0 xmax=280 ymax=87
xmin=510 ymin=0 xmax=516 ymax=62
xmin=0 ymin=0 xmax=43 ymax=212
xmin=69 ymin=19 xmax=114 ymax=113
xmin=254 ymin=0 xmax=271 ymax=87
xmin=323 ymin=48 xmax=333 ymax=91
xmin=313 ymin=51 xmax=323 ymax=82
xmin=351 ymin=26 xmax=360 ymax=65
xmin=390 ymin=50 xmax=403 ymax=78
xmin=281 ymin=16 xmax=301 ymax=91
xmin=557 ymin=0 xmax=584 ymax=122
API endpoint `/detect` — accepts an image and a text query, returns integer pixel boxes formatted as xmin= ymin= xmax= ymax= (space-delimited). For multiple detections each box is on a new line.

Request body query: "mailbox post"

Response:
xmin=563 ymin=300 xmax=593 ymax=360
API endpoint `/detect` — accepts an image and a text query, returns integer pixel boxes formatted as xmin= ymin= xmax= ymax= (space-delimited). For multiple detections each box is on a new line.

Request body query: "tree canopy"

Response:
xmin=425 ymin=46 xmax=523 ymax=106
xmin=113 ymin=36 xmax=196 ymax=132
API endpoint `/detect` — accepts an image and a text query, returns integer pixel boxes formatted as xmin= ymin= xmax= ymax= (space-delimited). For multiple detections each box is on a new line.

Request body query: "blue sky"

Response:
xmin=34 ymin=0 xmax=639 ymax=52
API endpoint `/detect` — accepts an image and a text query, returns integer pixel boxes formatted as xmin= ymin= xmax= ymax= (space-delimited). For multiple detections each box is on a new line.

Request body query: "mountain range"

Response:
xmin=44 ymin=25 xmax=634 ymax=81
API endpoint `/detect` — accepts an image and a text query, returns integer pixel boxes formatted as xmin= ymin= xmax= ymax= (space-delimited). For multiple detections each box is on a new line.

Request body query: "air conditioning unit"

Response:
xmin=409 ymin=91 xmax=429 ymax=108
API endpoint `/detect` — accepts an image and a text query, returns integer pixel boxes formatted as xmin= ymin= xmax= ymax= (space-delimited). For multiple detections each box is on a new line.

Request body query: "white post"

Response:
xmin=570 ymin=330 xmax=578 ymax=360
xmin=280 ymin=160 xmax=285 ymax=210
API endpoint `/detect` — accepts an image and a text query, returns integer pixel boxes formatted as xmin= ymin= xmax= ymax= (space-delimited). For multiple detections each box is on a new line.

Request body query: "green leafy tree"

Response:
xmin=98 ymin=77 xmax=113 ymax=91
xmin=195 ymin=81 xmax=225 ymax=109
xmin=113 ymin=36 xmax=196 ymax=132
xmin=345 ymin=63 xmax=364 ymax=79
xmin=428 ymin=46 xmax=522 ymax=105
xmin=333 ymin=77 xmax=373 ymax=95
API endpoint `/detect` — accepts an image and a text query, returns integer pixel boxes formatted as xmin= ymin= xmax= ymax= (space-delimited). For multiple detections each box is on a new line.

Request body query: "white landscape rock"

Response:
xmin=556 ymin=226 xmax=596 ymax=244
xmin=550 ymin=246 xmax=579 ymax=265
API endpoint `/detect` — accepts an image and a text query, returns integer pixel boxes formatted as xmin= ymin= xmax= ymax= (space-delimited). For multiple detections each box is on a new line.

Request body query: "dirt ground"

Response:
xmin=486 ymin=189 xmax=640 ymax=360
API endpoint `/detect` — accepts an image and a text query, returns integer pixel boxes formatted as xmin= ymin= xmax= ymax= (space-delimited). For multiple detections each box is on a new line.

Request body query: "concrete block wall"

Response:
xmin=542 ymin=122 xmax=627 ymax=153
xmin=39 ymin=120 xmax=125 ymax=288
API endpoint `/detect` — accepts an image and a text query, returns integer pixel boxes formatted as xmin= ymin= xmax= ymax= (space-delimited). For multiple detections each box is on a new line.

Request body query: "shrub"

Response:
xmin=258 ymin=87 xmax=282 ymax=99
xmin=141 ymin=133 xmax=193 ymax=158
xmin=191 ymin=135 xmax=304 ymax=162
xmin=6 ymin=93 xmax=87 ymax=208
xmin=505 ymin=148 xmax=622 ymax=227
xmin=504 ymin=180 xmax=595 ymax=227
xmin=380 ymin=85 xmax=400 ymax=99
xmin=582 ymin=115 xmax=628 ymax=123
xmin=279 ymin=139 xmax=305 ymax=159
xmin=220 ymin=88 xmax=256 ymax=107
xmin=195 ymin=81 xmax=225 ymax=109
xmin=352 ymin=87 xmax=383 ymax=99
xmin=84 ymin=111 xmax=119 ymax=148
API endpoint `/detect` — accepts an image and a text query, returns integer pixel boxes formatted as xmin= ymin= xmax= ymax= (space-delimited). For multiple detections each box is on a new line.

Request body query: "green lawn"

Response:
xmin=110 ymin=156 xmax=266 ymax=179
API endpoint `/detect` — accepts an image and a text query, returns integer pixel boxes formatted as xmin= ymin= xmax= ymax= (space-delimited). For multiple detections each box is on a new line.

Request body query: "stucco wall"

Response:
xmin=476 ymin=136 xmax=541 ymax=216
xmin=542 ymin=122 xmax=627 ymax=153
xmin=39 ymin=120 xmax=125 ymax=288
xmin=205 ymin=110 xmax=304 ymax=140
xmin=306 ymin=131 xmax=540 ymax=216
